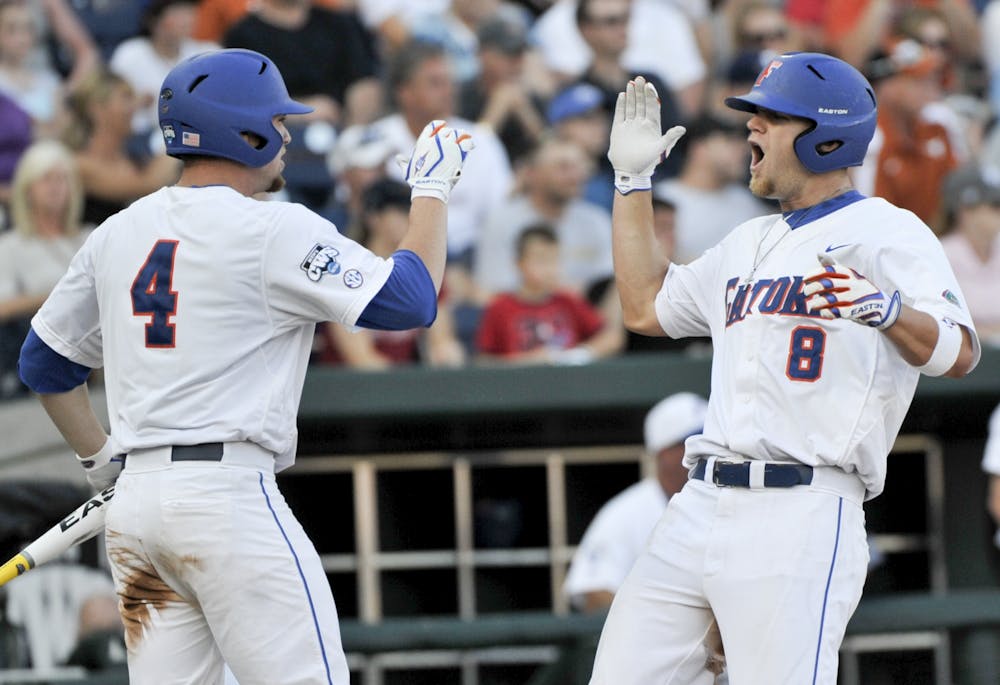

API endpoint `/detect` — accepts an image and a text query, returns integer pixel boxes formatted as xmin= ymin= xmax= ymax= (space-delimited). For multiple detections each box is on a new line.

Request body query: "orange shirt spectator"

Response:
xmin=193 ymin=0 xmax=346 ymax=42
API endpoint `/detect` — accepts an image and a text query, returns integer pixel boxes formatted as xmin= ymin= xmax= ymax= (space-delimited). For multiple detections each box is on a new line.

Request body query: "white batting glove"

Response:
xmin=608 ymin=76 xmax=685 ymax=195
xmin=802 ymin=253 xmax=902 ymax=330
xmin=397 ymin=120 xmax=475 ymax=204
xmin=77 ymin=436 xmax=125 ymax=492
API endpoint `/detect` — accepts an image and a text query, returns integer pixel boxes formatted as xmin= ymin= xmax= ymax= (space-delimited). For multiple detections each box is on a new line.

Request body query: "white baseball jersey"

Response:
xmin=563 ymin=478 xmax=668 ymax=608
xmin=31 ymin=185 xmax=393 ymax=472
xmin=655 ymin=196 xmax=981 ymax=499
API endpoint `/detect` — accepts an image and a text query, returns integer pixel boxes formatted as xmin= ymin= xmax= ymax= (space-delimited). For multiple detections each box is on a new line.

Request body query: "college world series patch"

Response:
xmin=301 ymin=244 xmax=342 ymax=282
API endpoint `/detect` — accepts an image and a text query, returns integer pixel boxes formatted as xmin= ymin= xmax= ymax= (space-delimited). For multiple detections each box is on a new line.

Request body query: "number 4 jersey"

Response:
xmin=31 ymin=185 xmax=394 ymax=472
xmin=655 ymin=195 xmax=980 ymax=499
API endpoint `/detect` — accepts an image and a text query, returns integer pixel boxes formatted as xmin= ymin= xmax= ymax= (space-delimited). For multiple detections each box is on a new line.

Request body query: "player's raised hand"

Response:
xmin=398 ymin=120 xmax=475 ymax=204
xmin=803 ymin=253 xmax=901 ymax=330
xmin=608 ymin=76 xmax=685 ymax=195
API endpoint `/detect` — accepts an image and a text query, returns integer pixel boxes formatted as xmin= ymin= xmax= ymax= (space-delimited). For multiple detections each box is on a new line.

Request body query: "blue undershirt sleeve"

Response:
xmin=356 ymin=249 xmax=438 ymax=330
xmin=18 ymin=327 xmax=92 ymax=393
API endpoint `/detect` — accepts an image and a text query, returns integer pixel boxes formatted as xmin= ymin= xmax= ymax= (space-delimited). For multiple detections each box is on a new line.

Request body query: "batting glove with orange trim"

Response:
xmin=398 ymin=120 xmax=475 ymax=204
xmin=803 ymin=253 xmax=901 ymax=330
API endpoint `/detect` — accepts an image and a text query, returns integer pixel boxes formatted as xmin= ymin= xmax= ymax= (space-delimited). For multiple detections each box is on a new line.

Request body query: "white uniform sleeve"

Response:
xmin=262 ymin=204 xmax=394 ymax=328
xmin=653 ymin=247 xmax=722 ymax=338
xmin=982 ymin=404 xmax=1000 ymax=475
xmin=30 ymin=231 xmax=103 ymax=368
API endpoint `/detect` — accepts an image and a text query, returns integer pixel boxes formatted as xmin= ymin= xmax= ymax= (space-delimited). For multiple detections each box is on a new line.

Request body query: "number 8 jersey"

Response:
xmin=31 ymin=185 xmax=394 ymax=472
xmin=656 ymin=195 xmax=980 ymax=499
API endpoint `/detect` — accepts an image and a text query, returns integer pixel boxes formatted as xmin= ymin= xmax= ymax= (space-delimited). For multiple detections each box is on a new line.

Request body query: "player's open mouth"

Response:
xmin=749 ymin=142 xmax=764 ymax=172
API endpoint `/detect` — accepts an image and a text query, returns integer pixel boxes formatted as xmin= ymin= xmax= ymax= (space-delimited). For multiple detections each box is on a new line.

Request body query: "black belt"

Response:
xmin=171 ymin=443 xmax=224 ymax=462
xmin=691 ymin=458 xmax=813 ymax=488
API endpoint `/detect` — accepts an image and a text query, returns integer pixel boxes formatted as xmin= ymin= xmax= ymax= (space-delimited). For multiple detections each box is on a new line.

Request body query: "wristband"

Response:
xmin=77 ymin=436 xmax=114 ymax=469
xmin=613 ymin=171 xmax=652 ymax=195
xmin=916 ymin=316 xmax=963 ymax=377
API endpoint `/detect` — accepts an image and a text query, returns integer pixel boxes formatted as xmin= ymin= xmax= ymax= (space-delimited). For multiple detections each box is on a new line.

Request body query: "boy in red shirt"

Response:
xmin=476 ymin=224 xmax=623 ymax=364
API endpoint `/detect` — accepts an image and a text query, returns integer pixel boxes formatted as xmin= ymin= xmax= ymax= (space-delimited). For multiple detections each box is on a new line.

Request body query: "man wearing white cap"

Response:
xmin=563 ymin=392 xmax=708 ymax=612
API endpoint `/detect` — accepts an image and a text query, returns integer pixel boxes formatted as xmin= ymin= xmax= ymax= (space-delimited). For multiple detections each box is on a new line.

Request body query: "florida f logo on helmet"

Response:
xmin=755 ymin=59 xmax=783 ymax=86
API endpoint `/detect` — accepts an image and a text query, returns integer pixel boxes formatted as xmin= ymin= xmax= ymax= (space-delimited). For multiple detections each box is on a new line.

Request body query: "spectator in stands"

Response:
xmin=722 ymin=1 xmax=798 ymax=67
xmin=653 ymin=117 xmax=771 ymax=264
xmin=457 ymin=15 xmax=546 ymax=166
xmin=324 ymin=122 xmax=395 ymax=230
xmin=982 ymin=403 xmax=1000 ymax=548
xmin=531 ymin=0 xmax=705 ymax=118
xmin=224 ymin=0 xmax=382 ymax=128
xmin=939 ymin=164 xmax=1000 ymax=346
xmin=857 ymin=38 xmax=962 ymax=232
xmin=0 ymin=141 xmax=86 ymax=397
xmin=547 ymin=82 xmax=615 ymax=212
xmin=474 ymin=136 xmax=611 ymax=298
xmin=109 ymin=0 xmax=219 ymax=137
xmin=785 ymin=0 xmax=979 ymax=70
xmin=314 ymin=179 xmax=466 ymax=369
xmin=59 ymin=0 xmax=144 ymax=64
xmin=195 ymin=0 xmax=369 ymax=45
xmin=375 ymin=40 xmax=513 ymax=269
xmin=409 ymin=0 xmax=526 ymax=85
xmin=476 ymin=223 xmax=623 ymax=364
xmin=984 ymin=0 xmax=1000 ymax=117
xmin=0 ymin=92 xmax=32 ymax=211
xmin=62 ymin=70 xmax=181 ymax=226
xmin=569 ymin=0 xmax=687 ymax=148
xmin=563 ymin=392 xmax=708 ymax=611
xmin=0 ymin=0 xmax=67 ymax=138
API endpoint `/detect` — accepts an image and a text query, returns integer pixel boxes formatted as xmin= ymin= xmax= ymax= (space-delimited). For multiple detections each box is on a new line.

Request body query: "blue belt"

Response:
xmin=692 ymin=458 xmax=813 ymax=488
xmin=171 ymin=443 xmax=224 ymax=462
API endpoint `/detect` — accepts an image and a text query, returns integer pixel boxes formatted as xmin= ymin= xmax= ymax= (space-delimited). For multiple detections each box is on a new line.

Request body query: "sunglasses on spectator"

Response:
xmin=742 ymin=28 xmax=787 ymax=45
xmin=584 ymin=13 xmax=629 ymax=27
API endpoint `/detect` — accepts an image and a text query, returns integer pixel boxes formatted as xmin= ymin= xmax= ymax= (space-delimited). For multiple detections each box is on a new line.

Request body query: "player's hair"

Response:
xmin=62 ymin=69 xmax=132 ymax=151
xmin=724 ymin=52 xmax=877 ymax=173
xmin=9 ymin=140 xmax=84 ymax=238
xmin=516 ymin=223 xmax=558 ymax=259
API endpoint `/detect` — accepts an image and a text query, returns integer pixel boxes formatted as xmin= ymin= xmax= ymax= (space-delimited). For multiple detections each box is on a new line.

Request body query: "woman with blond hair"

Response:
xmin=63 ymin=69 xmax=180 ymax=225
xmin=0 ymin=139 xmax=88 ymax=396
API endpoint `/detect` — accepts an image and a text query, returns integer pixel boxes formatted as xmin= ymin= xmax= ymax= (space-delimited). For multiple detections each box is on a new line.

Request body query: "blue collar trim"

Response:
xmin=782 ymin=190 xmax=865 ymax=230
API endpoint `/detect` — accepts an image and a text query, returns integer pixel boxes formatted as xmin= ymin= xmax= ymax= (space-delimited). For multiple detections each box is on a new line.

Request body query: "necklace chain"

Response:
xmin=746 ymin=186 xmax=854 ymax=283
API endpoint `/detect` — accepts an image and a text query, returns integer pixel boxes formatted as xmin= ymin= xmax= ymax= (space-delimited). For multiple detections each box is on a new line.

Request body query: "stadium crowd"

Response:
xmin=0 ymin=0 xmax=998 ymax=391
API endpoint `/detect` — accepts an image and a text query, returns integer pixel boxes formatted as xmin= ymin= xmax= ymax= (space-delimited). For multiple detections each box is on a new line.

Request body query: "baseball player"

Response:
xmin=593 ymin=53 xmax=980 ymax=684
xmin=16 ymin=48 xmax=473 ymax=685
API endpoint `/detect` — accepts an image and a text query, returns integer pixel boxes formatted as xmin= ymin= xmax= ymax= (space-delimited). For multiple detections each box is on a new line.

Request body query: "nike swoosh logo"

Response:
xmin=825 ymin=243 xmax=852 ymax=252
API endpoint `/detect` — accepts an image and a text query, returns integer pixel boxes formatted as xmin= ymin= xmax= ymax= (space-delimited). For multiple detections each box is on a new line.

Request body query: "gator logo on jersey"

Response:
xmin=301 ymin=244 xmax=342 ymax=282
xmin=941 ymin=289 xmax=961 ymax=307
xmin=725 ymin=275 xmax=823 ymax=327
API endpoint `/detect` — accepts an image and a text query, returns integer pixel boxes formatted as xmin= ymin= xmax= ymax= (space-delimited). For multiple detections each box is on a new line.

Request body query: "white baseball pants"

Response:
xmin=104 ymin=443 xmax=350 ymax=685
xmin=590 ymin=470 xmax=869 ymax=685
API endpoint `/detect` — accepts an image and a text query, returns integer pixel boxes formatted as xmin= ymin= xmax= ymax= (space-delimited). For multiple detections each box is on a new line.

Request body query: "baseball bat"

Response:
xmin=0 ymin=484 xmax=114 ymax=587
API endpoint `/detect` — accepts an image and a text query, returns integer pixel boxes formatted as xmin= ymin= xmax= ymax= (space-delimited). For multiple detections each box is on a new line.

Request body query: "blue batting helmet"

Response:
xmin=158 ymin=49 xmax=312 ymax=168
xmin=724 ymin=52 xmax=877 ymax=174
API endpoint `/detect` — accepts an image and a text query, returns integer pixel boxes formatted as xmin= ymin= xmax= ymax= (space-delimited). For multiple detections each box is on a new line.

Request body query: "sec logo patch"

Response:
xmin=343 ymin=269 xmax=364 ymax=289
